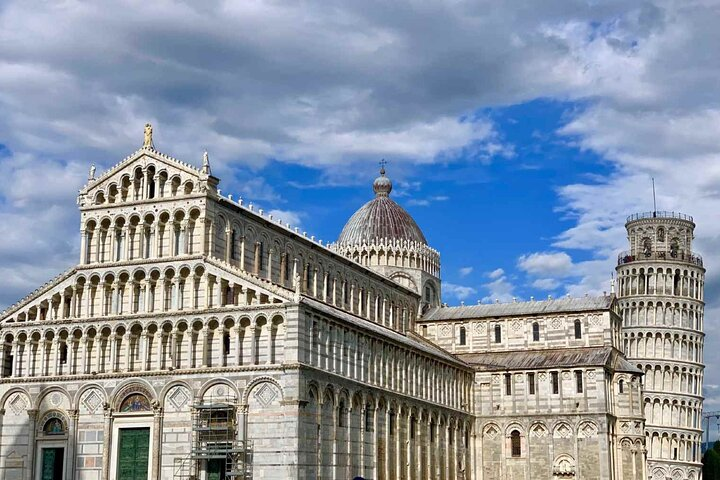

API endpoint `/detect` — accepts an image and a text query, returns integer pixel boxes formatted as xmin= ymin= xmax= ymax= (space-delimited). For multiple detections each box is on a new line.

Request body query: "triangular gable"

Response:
xmin=78 ymin=147 xmax=209 ymax=206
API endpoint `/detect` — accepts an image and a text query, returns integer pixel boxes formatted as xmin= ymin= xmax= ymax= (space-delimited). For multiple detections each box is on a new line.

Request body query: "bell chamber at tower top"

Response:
xmin=617 ymin=211 xmax=703 ymax=268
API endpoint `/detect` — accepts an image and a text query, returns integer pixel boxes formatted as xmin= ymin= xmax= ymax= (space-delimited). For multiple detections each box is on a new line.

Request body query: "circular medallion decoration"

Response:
xmin=50 ymin=392 xmax=62 ymax=407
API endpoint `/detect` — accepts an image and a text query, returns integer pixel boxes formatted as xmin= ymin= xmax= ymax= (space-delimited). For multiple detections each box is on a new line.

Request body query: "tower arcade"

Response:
xmin=616 ymin=212 xmax=705 ymax=480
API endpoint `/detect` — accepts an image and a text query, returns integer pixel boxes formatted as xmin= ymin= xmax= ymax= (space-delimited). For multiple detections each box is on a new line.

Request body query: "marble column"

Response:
xmin=25 ymin=409 xmax=38 ymax=480
xmin=140 ymin=332 xmax=149 ymax=371
xmin=155 ymin=332 xmax=163 ymax=370
xmin=65 ymin=409 xmax=79 ymax=479
xmin=152 ymin=404 xmax=163 ymax=477
xmin=170 ymin=328 xmax=178 ymax=369
xmin=110 ymin=334 xmax=118 ymax=372
xmin=95 ymin=336 xmax=104 ymax=373
xmin=101 ymin=405 xmax=112 ymax=480
xmin=81 ymin=337 xmax=89 ymax=375
xmin=123 ymin=332 xmax=132 ymax=372
xmin=201 ymin=327 xmax=209 ymax=368
xmin=250 ymin=325 xmax=258 ymax=365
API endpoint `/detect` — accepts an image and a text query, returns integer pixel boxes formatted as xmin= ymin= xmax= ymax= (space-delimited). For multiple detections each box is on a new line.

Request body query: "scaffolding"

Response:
xmin=174 ymin=400 xmax=252 ymax=479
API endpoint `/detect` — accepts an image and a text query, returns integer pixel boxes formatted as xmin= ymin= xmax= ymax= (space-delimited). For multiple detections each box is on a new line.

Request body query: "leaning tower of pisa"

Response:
xmin=616 ymin=212 xmax=705 ymax=480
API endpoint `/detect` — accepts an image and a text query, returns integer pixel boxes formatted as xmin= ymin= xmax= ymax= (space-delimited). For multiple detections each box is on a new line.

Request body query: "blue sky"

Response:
xmin=0 ymin=0 xmax=719 ymax=437
xmin=246 ymin=99 xmax=615 ymax=306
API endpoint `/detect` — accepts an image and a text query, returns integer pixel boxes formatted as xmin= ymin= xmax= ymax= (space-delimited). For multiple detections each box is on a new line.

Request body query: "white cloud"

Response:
xmin=482 ymin=269 xmax=516 ymax=303
xmin=267 ymin=209 xmax=303 ymax=229
xmin=488 ymin=268 xmax=505 ymax=280
xmin=518 ymin=251 xmax=574 ymax=277
xmin=443 ymin=283 xmax=478 ymax=302
xmin=531 ymin=278 xmax=561 ymax=290
xmin=406 ymin=195 xmax=450 ymax=207
xmin=459 ymin=266 xmax=474 ymax=277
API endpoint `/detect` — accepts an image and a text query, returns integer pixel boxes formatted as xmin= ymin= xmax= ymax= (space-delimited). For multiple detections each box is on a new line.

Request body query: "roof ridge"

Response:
xmin=81 ymin=147 xmax=202 ymax=192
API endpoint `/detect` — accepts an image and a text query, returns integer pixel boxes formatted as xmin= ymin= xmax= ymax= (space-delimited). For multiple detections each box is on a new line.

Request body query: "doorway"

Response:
xmin=207 ymin=459 xmax=227 ymax=480
xmin=40 ymin=448 xmax=64 ymax=480
xmin=117 ymin=427 xmax=150 ymax=480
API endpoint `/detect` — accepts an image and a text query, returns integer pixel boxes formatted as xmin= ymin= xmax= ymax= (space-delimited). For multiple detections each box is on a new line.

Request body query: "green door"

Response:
xmin=41 ymin=448 xmax=64 ymax=480
xmin=118 ymin=427 xmax=150 ymax=480
xmin=207 ymin=459 xmax=226 ymax=480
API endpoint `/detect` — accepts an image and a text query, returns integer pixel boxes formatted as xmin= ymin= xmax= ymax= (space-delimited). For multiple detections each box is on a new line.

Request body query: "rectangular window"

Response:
xmin=410 ymin=418 xmax=416 ymax=439
xmin=551 ymin=372 xmax=559 ymax=394
xmin=528 ymin=373 xmax=535 ymax=395
xmin=576 ymin=371 xmax=583 ymax=393
xmin=60 ymin=343 xmax=68 ymax=364
xmin=389 ymin=411 xmax=396 ymax=436
xmin=494 ymin=324 xmax=502 ymax=343
xmin=422 ymin=325 xmax=428 ymax=337
xmin=505 ymin=373 xmax=512 ymax=395
xmin=459 ymin=326 xmax=466 ymax=345
xmin=430 ymin=422 xmax=436 ymax=443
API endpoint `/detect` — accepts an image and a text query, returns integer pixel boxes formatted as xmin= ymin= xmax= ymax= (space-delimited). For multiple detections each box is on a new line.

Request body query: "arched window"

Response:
xmin=459 ymin=326 xmax=466 ymax=346
xmin=425 ymin=284 xmax=435 ymax=304
xmin=642 ymin=237 xmax=652 ymax=257
xmin=494 ymin=324 xmax=502 ymax=343
xmin=619 ymin=380 xmax=624 ymax=393
xmin=511 ymin=430 xmax=521 ymax=457
xmin=532 ymin=322 xmax=540 ymax=342
xmin=43 ymin=418 xmax=65 ymax=435
xmin=574 ymin=320 xmax=582 ymax=339
xmin=338 ymin=401 xmax=347 ymax=427
xmin=364 ymin=405 xmax=374 ymax=432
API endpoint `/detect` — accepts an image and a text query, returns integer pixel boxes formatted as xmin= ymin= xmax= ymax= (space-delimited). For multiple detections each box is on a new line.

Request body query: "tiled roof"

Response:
xmin=456 ymin=346 xmax=640 ymax=373
xmin=421 ymin=296 xmax=613 ymax=321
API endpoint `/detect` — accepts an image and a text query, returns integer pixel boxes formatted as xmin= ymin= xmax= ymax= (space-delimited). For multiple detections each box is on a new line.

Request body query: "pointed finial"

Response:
xmin=379 ymin=158 xmax=387 ymax=175
xmin=143 ymin=123 xmax=154 ymax=149
xmin=610 ymin=273 xmax=616 ymax=294
xmin=88 ymin=163 xmax=96 ymax=181
xmin=202 ymin=151 xmax=212 ymax=175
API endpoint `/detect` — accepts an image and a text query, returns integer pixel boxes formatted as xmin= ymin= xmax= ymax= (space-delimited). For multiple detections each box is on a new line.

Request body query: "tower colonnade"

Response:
xmin=616 ymin=212 xmax=705 ymax=480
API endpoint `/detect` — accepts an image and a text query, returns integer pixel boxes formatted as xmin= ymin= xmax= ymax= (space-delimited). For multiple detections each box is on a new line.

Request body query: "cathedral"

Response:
xmin=0 ymin=126 xmax=704 ymax=480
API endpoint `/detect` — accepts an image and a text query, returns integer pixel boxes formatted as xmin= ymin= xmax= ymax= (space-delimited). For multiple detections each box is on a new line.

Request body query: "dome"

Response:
xmin=337 ymin=167 xmax=427 ymax=246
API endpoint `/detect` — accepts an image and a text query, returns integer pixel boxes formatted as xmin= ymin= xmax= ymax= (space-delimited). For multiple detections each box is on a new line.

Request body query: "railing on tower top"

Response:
xmin=626 ymin=211 xmax=694 ymax=223
xmin=617 ymin=250 xmax=704 ymax=267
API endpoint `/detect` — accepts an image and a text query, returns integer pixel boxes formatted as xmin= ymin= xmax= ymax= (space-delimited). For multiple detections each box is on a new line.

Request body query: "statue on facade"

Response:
xmin=202 ymin=151 xmax=212 ymax=175
xmin=143 ymin=123 xmax=154 ymax=149
xmin=88 ymin=163 xmax=96 ymax=181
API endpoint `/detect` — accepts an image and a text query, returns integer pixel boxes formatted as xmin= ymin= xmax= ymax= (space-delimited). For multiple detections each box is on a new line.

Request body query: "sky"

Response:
xmin=0 ymin=0 xmax=719 ymax=436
